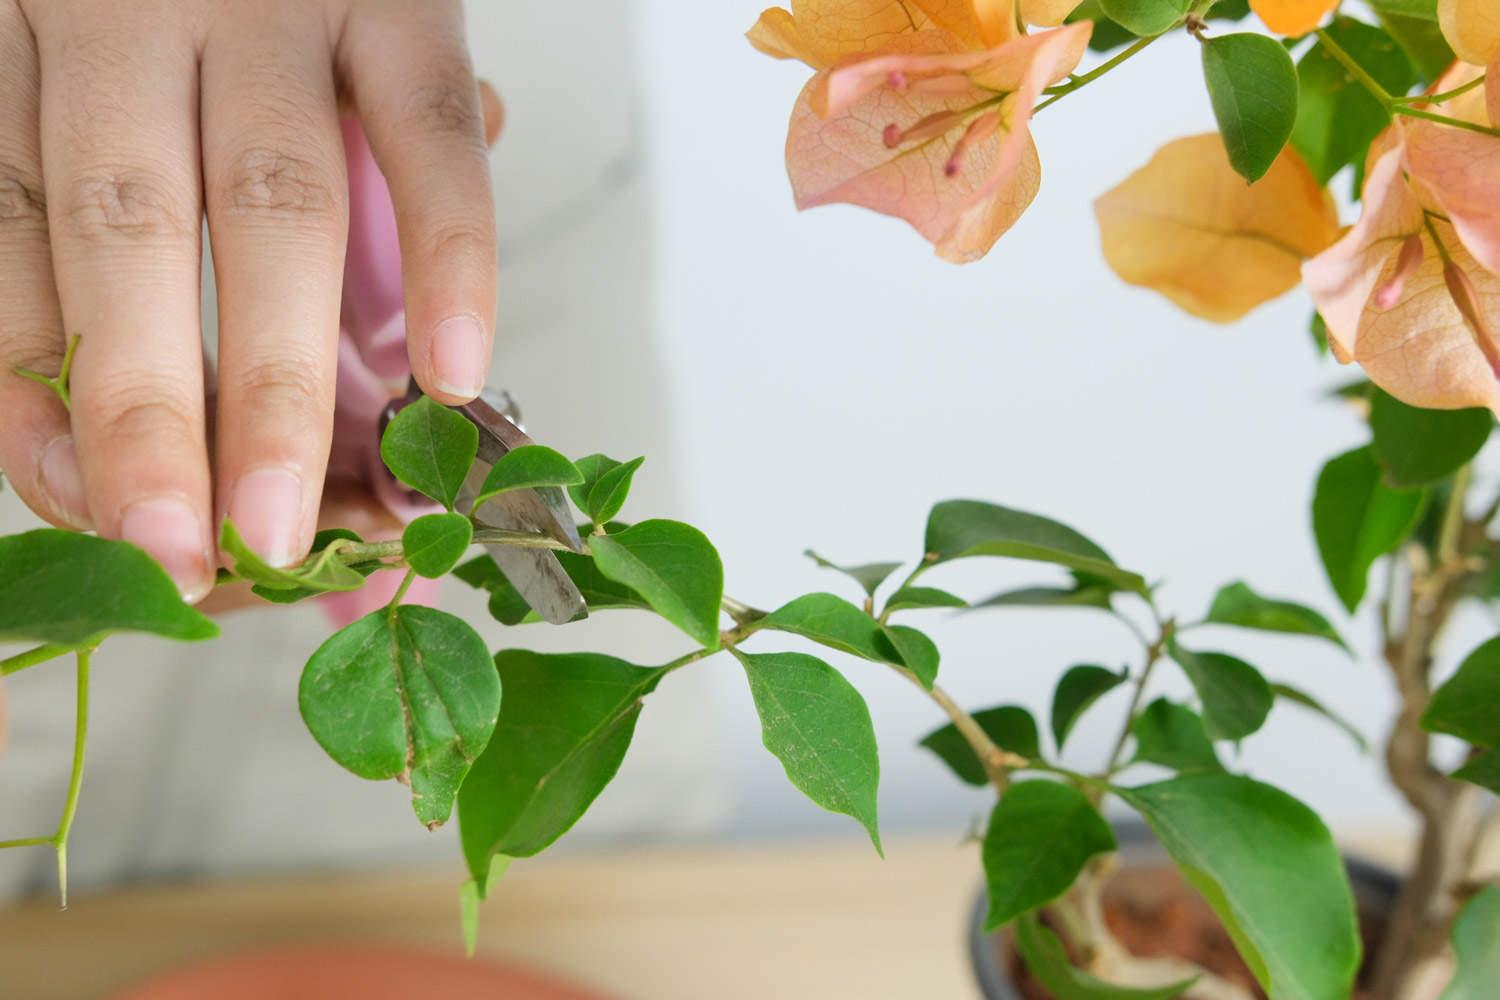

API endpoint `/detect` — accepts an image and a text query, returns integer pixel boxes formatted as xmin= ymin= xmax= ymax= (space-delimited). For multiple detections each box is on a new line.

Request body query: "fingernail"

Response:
xmin=430 ymin=314 xmax=488 ymax=398
xmin=227 ymin=467 xmax=303 ymax=568
xmin=120 ymin=497 xmax=212 ymax=602
xmin=38 ymin=435 xmax=92 ymax=529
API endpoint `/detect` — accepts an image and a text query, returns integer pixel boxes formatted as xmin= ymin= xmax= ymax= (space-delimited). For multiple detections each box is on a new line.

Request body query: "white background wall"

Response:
xmin=629 ymin=2 xmax=1496 ymax=841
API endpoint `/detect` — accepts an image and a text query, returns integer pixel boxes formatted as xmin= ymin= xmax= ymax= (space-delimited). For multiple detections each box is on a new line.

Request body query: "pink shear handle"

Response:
xmin=320 ymin=122 xmax=441 ymax=626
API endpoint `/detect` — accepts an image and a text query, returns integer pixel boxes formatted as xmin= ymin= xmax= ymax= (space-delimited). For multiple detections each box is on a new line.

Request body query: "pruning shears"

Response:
xmin=381 ymin=379 xmax=588 ymax=625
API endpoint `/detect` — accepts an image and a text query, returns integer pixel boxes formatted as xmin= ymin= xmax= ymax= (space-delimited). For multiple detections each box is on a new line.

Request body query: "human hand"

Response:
xmin=0 ymin=0 xmax=498 ymax=601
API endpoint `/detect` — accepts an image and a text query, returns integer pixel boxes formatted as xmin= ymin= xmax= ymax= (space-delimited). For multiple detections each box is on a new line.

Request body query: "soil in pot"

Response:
xmin=998 ymin=864 xmax=1388 ymax=1000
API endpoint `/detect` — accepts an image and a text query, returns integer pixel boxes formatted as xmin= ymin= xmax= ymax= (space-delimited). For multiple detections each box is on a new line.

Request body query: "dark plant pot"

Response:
xmin=967 ymin=823 xmax=1401 ymax=1000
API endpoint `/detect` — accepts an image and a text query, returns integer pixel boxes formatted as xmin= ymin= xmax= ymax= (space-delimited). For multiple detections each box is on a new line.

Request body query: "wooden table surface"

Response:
xmin=0 ymin=838 xmax=995 ymax=1000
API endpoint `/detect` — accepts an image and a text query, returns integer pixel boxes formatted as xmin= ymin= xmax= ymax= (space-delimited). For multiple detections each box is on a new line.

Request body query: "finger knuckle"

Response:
xmin=403 ymin=70 xmax=484 ymax=145
xmin=0 ymin=160 xmax=47 ymax=232
xmin=89 ymin=378 xmax=197 ymax=446
xmin=422 ymin=217 xmax=494 ymax=265
xmin=56 ymin=167 xmax=193 ymax=243
xmin=230 ymin=355 xmax=329 ymax=416
xmin=218 ymin=145 xmax=341 ymax=225
xmin=0 ymin=327 xmax=65 ymax=377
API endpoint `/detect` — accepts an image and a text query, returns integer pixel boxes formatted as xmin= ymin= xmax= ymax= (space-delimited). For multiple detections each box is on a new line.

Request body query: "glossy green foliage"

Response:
xmin=402 ymin=513 xmax=473 ymax=579
xmin=925 ymin=500 xmax=1146 ymax=595
xmin=1313 ymin=446 xmax=1426 ymax=613
xmin=459 ymin=650 xmax=663 ymax=882
xmin=299 ymin=606 xmax=499 ymax=827
xmin=982 ymin=781 xmax=1115 ymax=929
xmin=589 ymin=520 xmax=723 ymax=646
xmin=1120 ymin=775 xmax=1361 ymax=1000
xmin=1202 ymin=33 xmax=1299 ymax=183
xmin=738 ymin=650 xmax=883 ymax=852
xmin=379 ymin=396 xmax=478 ymax=510
xmin=0 ymin=530 xmax=217 ymax=645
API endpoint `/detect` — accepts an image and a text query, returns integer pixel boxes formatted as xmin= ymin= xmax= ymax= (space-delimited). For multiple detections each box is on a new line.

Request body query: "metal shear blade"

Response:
xmin=386 ymin=381 xmax=587 ymax=625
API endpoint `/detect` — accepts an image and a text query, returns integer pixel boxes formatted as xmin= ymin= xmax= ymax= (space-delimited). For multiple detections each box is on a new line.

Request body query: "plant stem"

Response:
xmin=1 ymin=643 xmax=78 ymax=677
xmin=1370 ymin=469 xmax=1485 ymax=998
xmin=1392 ymin=74 xmax=1486 ymax=105
xmin=1317 ymin=29 xmax=1500 ymax=139
xmin=388 ymin=569 xmax=417 ymax=616
xmin=919 ymin=680 xmax=1024 ymax=791
xmin=53 ymin=649 xmax=90 ymax=908
xmin=1036 ymin=33 xmax=1163 ymax=114
xmin=0 ymin=836 xmax=53 ymax=850
xmin=1102 ymin=620 xmax=1173 ymax=776
xmin=1315 ymin=29 xmax=1394 ymax=105
xmin=1393 ymin=105 xmax=1500 ymax=138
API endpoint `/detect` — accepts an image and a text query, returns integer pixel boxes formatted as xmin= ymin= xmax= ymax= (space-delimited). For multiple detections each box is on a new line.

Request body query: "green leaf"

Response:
xmin=588 ymin=520 xmax=723 ymax=647
xmin=1118 ymin=774 xmax=1361 ymax=1000
xmin=1313 ymin=446 xmax=1427 ymax=613
xmin=1167 ymin=640 xmax=1273 ymax=741
xmin=1014 ymin=912 xmax=1197 ymax=1000
xmin=1132 ymin=700 xmax=1222 ymax=772
xmin=221 ymin=519 xmax=365 ymax=593
xmin=1202 ymin=33 xmax=1299 ymax=183
xmin=884 ymin=586 xmax=967 ymax=613
xmin=0 ymin=530 xmax=217 ymax=645
xmin=250 ymin=529 xmax=378 ymax=605
xmin=1368 ymin=0 xmax=1437 ymax=20
xmin=1069 ymin=1 xmax=1137 ymax=53
xmin=1292 ymin=18 xmax=1417 ymax=185
xmin=299 ymin=606 xmax=499 ymax=828
xmin=1370 ymin=389 xmax=1492 ymax=489
xmin=1422 ymin=635 xmax=1500 ymax=746
xmin=1440 ymin=887 xmax=1500 ymax=1000
xmin=882 ymin=623 xmax=940 ymax=688
xmin=973 ymin=580 xmax=1115 ymax=611
xmin=556 ymin=549 xmax=651 ymax=612
xmin=760 ymin=592 xmax=906 ymax=667
xmin=472 ymin=445 xmax=582 ymax=508
xmin=459 ymin=650 xmax=663 ymax=881
xmin=451 ymin=555 xmax=536 ymax=625
xmin=1099 ymin=0 xmax=1189 ymax=36
xmin=1053 ymin=665 xmax=1129 ymax=751
xmin=458 ymin=855 xmax=511 ymax=955
xmin=1452 ymin=749 xmax=1500 ymax=794
xmin=982 ymin=781 xmax=1115 ymax=930
xmin=1378 ymin=10 xmax=1455 ymax=82
xmin=1203 ymin=581 xmax=1350 ymax=653
xmin=568 ymin=454 xmax=644 ymax=524
xmin=1208 ymin=0 xmax=1250 ymax=19
xmin=737 ymin=649 xmax=882 ymax=853
xmin=402 ymin=513 xmax=473 ymax=579
xmin=920 ymin=705 xmax=1041 ymax=786
xmin=1271 ymin=683 xmax=1369 ymax=752
xmin=924 ymin=500 xmax=1146 ymax=596
xmin=379 ymin=396 xmax=478 ymax=510
xmin=804 ymin=549 xmax=903 ymax=597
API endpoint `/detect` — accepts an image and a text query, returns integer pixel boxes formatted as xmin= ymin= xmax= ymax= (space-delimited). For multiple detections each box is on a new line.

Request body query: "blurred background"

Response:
xmin=2 ymin=0 xmax=1494 ymax=996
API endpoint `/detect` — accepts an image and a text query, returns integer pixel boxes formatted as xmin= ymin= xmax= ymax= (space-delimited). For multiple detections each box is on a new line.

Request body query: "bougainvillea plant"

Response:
xmin=0 ymin=3 xmax=1498 ymax=1000
xmin=745 ymin=0 xmax=1500 ymax=997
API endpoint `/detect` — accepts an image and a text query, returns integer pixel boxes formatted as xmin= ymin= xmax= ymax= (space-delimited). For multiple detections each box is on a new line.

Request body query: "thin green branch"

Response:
xmin=1392 ymin=105 xmax=1500 ymax=139
xmin=1317 ymin=29 xmax=1500 ymax=138
xmin=0 ymin=836 xmax=54 ymax=850
xmin=14 ymin=334 xmax=81 ymax=412
xmin=1 ymin=643 xmax=79 ymax=677
xmin=1392 ymin=74 xmax=1486 ymax=105
xmin=1103 ymin=619 xmax=1174 ymax=775
xmin=53 ymin=649 xmax=91 ymax=908
xmin=1315 ymin=28 xmax=1393 ymax=105
xmin=1036 ymin=33 xmax=1163 ymax=114
xmin=1438 ymin=466 xmax=1472 ymax=569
